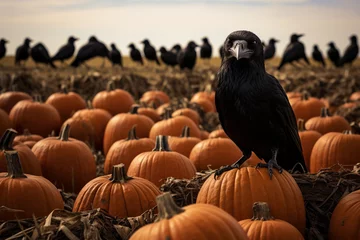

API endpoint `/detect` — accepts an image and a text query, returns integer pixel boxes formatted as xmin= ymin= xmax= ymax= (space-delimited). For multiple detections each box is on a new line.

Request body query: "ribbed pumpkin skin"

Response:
xmin=140 ymin=91 xmax=170 ymax=105
xmin=14 ymin=132 xmax=43 ymax=144
xmin=0 ymin=91 xmax=32 ymax=113
xmin=310 ymin=132 xmax=360 ymax=173
xmin=0 ymin=109 xmax=12 ymax=136
xmin=168 ymin=136 xmax=201 ymax=158
xmin=130 ymin=204 xmax=249 ymax=240
xmin=92 ymin=89 xmax=135 ymax=116
xmin=196 ymin=167 xmax=305 ymax=234
xmin=172 ymin=108 xmax=200 ymax=125
xmin=61 ymin=117 xmax=95 ymax=146
xmin=290 ymin=97 xmax=325 ymax=122
xmin=305 ymin=115 xmax=351 ymax=135
xmin=209 ymin=129 xmax=229 ymax=138
xmin=200 ymin=130 xmax=210 ymax=140
xmin=299 ymin=130 xmax=322 ymax=169
xmin=329 ymin=190 xmax=360 ymax=240
xmin=138 ymin=107 xmax=161 ymax=122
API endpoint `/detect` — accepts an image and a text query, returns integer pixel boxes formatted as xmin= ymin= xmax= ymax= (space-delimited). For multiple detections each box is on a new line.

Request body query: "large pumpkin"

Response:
xmin=0 ymin=91 xmax=32 ymax=113
xmin=168 ymin=126 xmax=201 ymax=158
xmin=290 ymin=93 xmax=326 ymax=121
xmin=0 ymin=150 xmax=63 ymax=221
xmin=197 ymin=167 xmax=306 ymax=234
xmin=172 ymin=108 xmax=200 ymax=125
xmin=0 ymin=108 xmax=12 ymax=136
xmin=73 ymin=164 xmax=161 ymax=218
xmin=61 ymin=116 xmax=95 ymax=147
xmin=127 ymin=135 xmax=196 ymax=187
xmin=32 ymin=124 xmax=96 ymax=193
xmin=130 ymin=192 xmax=249 ymax=240
xmin=140 ymin=90 xmax=170 ymax=106
xmin=104 ymin=126 xmax=155 ymax=174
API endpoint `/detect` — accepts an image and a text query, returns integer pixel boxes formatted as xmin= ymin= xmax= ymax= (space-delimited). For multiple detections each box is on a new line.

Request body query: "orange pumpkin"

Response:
xmin=0 ymin=91 xmax=32 ymax=113
xmin=191 ymin=89 xmax=215 ymax=107
xmin=61 ymin=116 xmax=95 ymax=147
xmin=73 ymin=163 xmax=161 ymax=218
xmin=286 ymin=92 xmax=302 ymax=99
xmin=137 ymin=105 xmax=161 ymax=122
xmin=0 ymin=150 xmax=63 ymax=221
xmin=140 ymin=90 xmax=170 ymax=106
xmin=191 ymin=98 xmax=215 ymax=112
xmin=209 ymin=128 xmax=229 ymax=138
xmin=130 ymin=192 xmax=249 ymax=240
xmin=172 ymin=108 xmax=200 ymax=125
xmin=104 ymin=126 xmax=155 ymax=174
xmin=197 ymin=167 xmax=306 ymax=234
xmin=0 ymin=108 xmax=12 ymax=136
xmin=350 ymin=91 xmax=360 ymax=101
xmin=127 ymin=135 xmax=196 ymax=187
xmin=14 ymin=129 xmax=43 ymax=144
xmin=200 ymin=129 xmax=210 ymax=140
xmin=290 ymin=93 xmax=326 ymax=121
xmin=32 ymin=124 xmax=96 ymax=193
xmin=168 ymin=126 xmax=201 ymax=158
xmin=156 ymin=103 xmax=170 ymax=116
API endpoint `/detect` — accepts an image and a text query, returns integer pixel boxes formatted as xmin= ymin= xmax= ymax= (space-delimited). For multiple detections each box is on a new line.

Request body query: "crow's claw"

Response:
xmin=256 ymin=160 xmax=283 ymax=180
xmin=214 ymin=164 xmax=239 ymax=179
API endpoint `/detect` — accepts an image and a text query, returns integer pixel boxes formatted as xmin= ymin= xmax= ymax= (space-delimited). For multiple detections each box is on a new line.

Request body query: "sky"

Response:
xmin=0 ymin=0 xmax=359 ymax=57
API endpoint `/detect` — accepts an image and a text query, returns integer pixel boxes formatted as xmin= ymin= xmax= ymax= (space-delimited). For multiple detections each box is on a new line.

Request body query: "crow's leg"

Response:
xmin=214 ymin=150 xmax=251 ymax=179
xmin=256 ymin=148 xmax=283 ymax=180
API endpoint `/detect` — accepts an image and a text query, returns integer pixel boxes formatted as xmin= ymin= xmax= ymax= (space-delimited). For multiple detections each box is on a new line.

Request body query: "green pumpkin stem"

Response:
xmin=297 ymin=119 xmax=306 ymax=132
xmin=109 ymin=164 xmax=133 ymax=183
xmin=130 ymin=105 xmax=140 ymax=114
xmin=180 ymin=126 xmax=190 ymax=138
xmin=164 ymin=108 xmax=173 ymax=120
xmin=251 ymin=202 xmax=274 ymax=221
xmin=59 ymin=124 xmax=71 ymax=141
xmin=0 ymin=129 xmax=17 ymax=150
xmin=4 ymin=151 xmax=27 ymax=179
xmin=127 ymin=126 xmax=139 ymax=140
xmin=320 ymin=107 xmax=330 ymax=117
xmin=153 ymin=135 xmax=171 ymax=152
xmin=155 ymin=192 xmax=184 ymax=222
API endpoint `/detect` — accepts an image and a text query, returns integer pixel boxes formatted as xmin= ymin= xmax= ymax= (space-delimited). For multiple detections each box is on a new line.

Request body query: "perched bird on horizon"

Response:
xmin=312 ymin=45 xmax=326 ymax=67
xmin=219 ymin=45 xmax=224 ymax=59
xmin=0 ymin=39 xmax=9 ymax=62
xmin=264 ymin=38 xmax=279 ymax=60
xmin=15 ymin=38 xmax=32 ymax=66
xmin=339 ymin=35 xmax=359 ymax=67
xmin=170 ymin=44 xmax=182 ymax=55
xmin=327 ymin=42 xmax=340 ymax=67
xmin=128 ymin=43 xmax=143 ymax=65
xmin=52 ymin=36 xmax=78 ymax=65
xmin=109 ymin=43 xmax=123 ymax=67
xmin=141 ymin=39 xmax=160 ymax=65
xmin=215 ymin=30 xmax=307 ymax=179
xmin=159 ymin=47 xmax=178 ymax=67
xmin=278 ymin=33 xmax=309 ymax=70
xmin=30 ymin=43 xmax=56 ymax=68
xmin=200 ymin=37 xmax=212 ymax=60
xmin=71 ymin=36 xmax=109 ymax=67
xmin=177 ymin=41 xmax=198 ymax=70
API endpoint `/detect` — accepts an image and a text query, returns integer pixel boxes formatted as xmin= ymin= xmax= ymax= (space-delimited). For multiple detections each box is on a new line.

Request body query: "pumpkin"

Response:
xmin=61 ymin=116 xmax=95 ymax=147
xmin=286 ymin=92 xmax=302 ymax=99
xmin=130 ymin=192 xmax=249 ymax=240
xmin=137 ymin=105 xmax=161 ymax=122
xmin=104 ymin=126 xmax=155 ymax=174
xmin=290 ymin=93 xmax=326 ymax=121
xmin=310 ymin=131 xmax=360 ymax=173
xmin=103 ymin=105 xmax=154 ymax=155
xmin=0 ymin=129 xmax=42 ymax=175
xmin=32 ymin=124 xmax=96 ymax=193
xmin=14 ymin=129 xmax=43 ymax=145
xmin=338 ymin=102 xmax=358 ymax=110
xmin=239 ymin=202 xmax=304 ymax=240
xmin=73 ymin=163 xmax=161 ymax=218
xmin=92 ymin=81 xmax=135 ymax=115
xmin=45 ymin=86 xmax=86 ymax=123
xmin=191 ymin=89 xmax=216 ymax=106
xmin=0 ymin=91 xmax=32 ymax=113
xmin=200 ymin=129 xmax=210 ymax=140
xmin=191 ymin=98 xmax=215 ymax=112
xmin=197 ymin=167 xmax=306 ymax=234
xmin=140 ymin=90 xmax=170 ymax=106
xmin=0 ymin=108 xmax=12 ymax=136
xmin=350 ymin=91 xmax=360 ymax=101
xmin=127 ymin=135 xmax=196 ymax=187
xmin=156 ymin=103 xmax=170 ymax=116
xmin=329 ymin=189 xmax=360 ymax=240
xmin=149 ymin=109 xmax=201 ymax=140
xmin=168 ymin=126 xmax=201 ymax=158
xmin=0 ymin=150 xmax=63 ymax=221
xmin=305 ymin=108 xmax=351 ymax=134
xmin=172 ymin=108 xmax=200 ymax=125
xmin=209 ymin=128 xmax=229 ymax=138
xmin=9 ymin=99 xmax=61 ymax=137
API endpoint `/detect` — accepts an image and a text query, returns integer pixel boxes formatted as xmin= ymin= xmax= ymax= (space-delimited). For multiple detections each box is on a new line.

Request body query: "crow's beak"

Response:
xmin=297 ymin=34 xmax=304 ymax=38
xmin=4 ymin=39 xmax=9 ymax=43
xmin=74 ymin=38 xmax=79 ymax=41
xmin=274 ymin=39 xmax=279 ymax=43
xmin=230 ymin=40 xmax=253 ymax=60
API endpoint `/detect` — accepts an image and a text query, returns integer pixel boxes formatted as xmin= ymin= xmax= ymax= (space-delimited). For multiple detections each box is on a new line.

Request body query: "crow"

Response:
xmin=141 ymin=39 xmax=160 ymax=65
xmin=15 ymin=38 xmax=32 ymax=65
xmin=215 ymin=30 xmax=307 ymax=179
xmin=159 ymin=47 xmax=178 ymax=67
xmin=128 ymin=43 xmax=143 ymax=65
xmin=71 ymin=36 xmax=109 ymax=67
xmin=200 ymin=37 xmax=212 ymax=59
xmin=170 ymin=44 xmax=182 ymax=55
xmin=327 ymin=42 xmax=340 ymax=67
xmin=109 ymin=43 xmax=123 ymax=67
xmin=52 ymin=36 xmax=78 ymax=64
xmin=30 ymin=43 xmax=56 ymax=68
xmin=264 ymin=38 xmax=279 ymax=60
xmin=278 ymin=34 xmax=309 ymax=70
xmin=312 ymin=45 xmax=326 ymax=67
xmin=339 ymin=35 xmax=359 ymax=67
xmin=0 ymin=39 xmax=8 ymax=61
xmin=177 ymin=41 xmax=198 ymax=70
xmin=219 ymin=45 xmax=224 ymax=59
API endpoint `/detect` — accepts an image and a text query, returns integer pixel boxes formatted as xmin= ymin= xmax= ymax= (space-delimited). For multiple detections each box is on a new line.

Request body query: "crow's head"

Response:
xmin=159 ymin=47 xmax=167 ymax=53
xmin=313 ymin=45 xmax=319 ymax=50
xmin=187 ymin=41 xmax=198 ymax=50
xmin=24 ymin=38 xmax=32 ymax=45
xmin=0 ymin=39 xmax=8 ymax=44
xmin=202 ymin=37 xmax=209 ymax=43
xmin=128 ymin=43 xmax=135 ymax=49
xmin=171 ymin=44 xmax=181 ymax=52
xmin=290 ymin=34 xmax=303 ymax=43
xmin=89 ymin=36 xmax=98 ymax=42
xmin=68 ymin=36 xmax=79 ymax=43
xmin=141 ymin=39 xmax=150 ymax=45
xmin=328 ymin=42 xmax=335 ymax=48
xmin=269 ymin=38 xmax=279 ymax=44
xmin=110 ymin=43 xmax=117 ymax=50
xmin=350 ymin=35 xmax=357 ymax=44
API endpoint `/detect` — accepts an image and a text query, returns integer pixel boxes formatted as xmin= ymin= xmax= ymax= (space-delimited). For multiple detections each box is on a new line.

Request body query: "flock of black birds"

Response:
xmin=0 ymin=33 xmax=358 ymax=70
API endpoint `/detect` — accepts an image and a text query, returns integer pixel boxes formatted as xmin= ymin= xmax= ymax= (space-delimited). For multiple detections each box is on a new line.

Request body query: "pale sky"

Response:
xmin=0 ymin=0 xmax=359 ymax=57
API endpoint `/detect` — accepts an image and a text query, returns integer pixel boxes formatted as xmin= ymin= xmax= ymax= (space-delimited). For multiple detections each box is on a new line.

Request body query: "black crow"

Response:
xmin=128 ymin=43 xmax=143 ymax=65
xmin=170 ymin=44 xmax=182 ymax=55
xmin=30 ymin=43 xmax=56 ymax=68
xmin=215 ymin=30 xmax=307 ymax=179
xmin=141 ymin=39 xmax=160 ymax=65
xmin=264 ymin=38 xmax=278 ymax=60
xmin=71 ymin=36 xmax=109 ymax=67
xmin=15 ymin=38 xmax=32 ymax=65
xmin=52 ymin=36 xmax=78 ymax=64
xmin=200 ymin=37 xmax=212 ymax=59
xmin=278 ymin=34 xmax=309 ymax=70
xmin=177 ymin=41 xmax=198 ymax=70
xmin=312 ymin=45 xmax=326 ymax=67
xmin=327 ymin=42 xmax=340 ymax=67
xmin=339 ymin=35 xmax=359 ymax=66
xmin=0 ymin=39 xmax=8 ymax=61
xmin=109 ymin=43 xmax=123 ymax=67
xmin=219 ymin=45 xmax=224 ymax=59
xmin=159 ymin=47 xmax=178 ymax=67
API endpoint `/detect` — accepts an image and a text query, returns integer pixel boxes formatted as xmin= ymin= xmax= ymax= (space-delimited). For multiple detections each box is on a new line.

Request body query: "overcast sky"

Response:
xmin=0 ymin=0 xmax=359 ymax=57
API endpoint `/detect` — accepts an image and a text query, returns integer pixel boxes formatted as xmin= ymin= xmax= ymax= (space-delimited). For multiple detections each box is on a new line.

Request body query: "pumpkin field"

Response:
xmin=0 ymin=57 xmax=360 ymax=240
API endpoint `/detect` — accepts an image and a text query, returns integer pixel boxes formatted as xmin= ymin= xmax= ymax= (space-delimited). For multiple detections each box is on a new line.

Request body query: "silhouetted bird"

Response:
xmin=312 ymin=45 xmax=326 ymax=67
xmin=215 ymin=30 xmax=307 ymax=179
xmin=177 ymin=41 xmax=198 ymax=70
xmin=264 ymin=38 xmax=279 ymax=60
xmin=15 ymin=38 xmax=32 ymax=65
xmin=327 ymin=42 xmax=340 ymax=67
xmin=71 ymin=36 xmax=109 ymax=67
xmin=52 ymin=36 xmax=78 ymax=64
xmin=30 ymin=43 xmax=56 ymax=68
xmin=128 ymin=43 xmax=143 ymax=65
xmin=278 ymin=34 xmax=309 ymax=70
xmin=0 ymin=39 xmax=8 ymax=61
xmin=219 ymin=45 xmax=224 ymax=59
xmin=339 ymin=35 xmax=359 ymax=66
xmin=141 ymin=39 xmax=160 ymax=65
xmin=170 ymin=44 xmax=182 ymax=55
xmin=200 ymin=37 xmax=212 ymax=59
xmin=109 ymin=43 xmax=122 ymax=67
xmin=159 ymin=47 xmax=178 ymax=67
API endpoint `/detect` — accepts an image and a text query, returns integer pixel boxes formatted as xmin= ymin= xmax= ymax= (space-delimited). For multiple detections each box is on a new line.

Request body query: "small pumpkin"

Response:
xmin=156 ymin=103 xmax=170 ymax=116
xmin=0 ymin=108 xmax=12 ymax=136
xmin=61 ymin=116 xmax=95 ymax=147
xmin=200 ymin=129 xmax=210 ymax=140
xmin=290 ymin=93 xmax=326 ymax=122
xmin=191 ymin=87 xmax=216 ymax=106
xmin=350 ymin=91 xmax=360 ymax=101
xmin=14 ymin=129 xmax=43 ymax=145
xmin=140 ymin=90 xmax=170 ymax=106
xmin=137 ymin=104 xmax=161 ymax=122
xmin=172 ymin=108 xmax=200 ymax=125
xmin=0 ymin=91 xmax=32 ymax=113
xmin=191 ymin=98 xmax=215 ymax=112
xmin=168 ymin=126 xmax=201 ymax=158
xmin=209 ymin=128 xmax=229 ymax=138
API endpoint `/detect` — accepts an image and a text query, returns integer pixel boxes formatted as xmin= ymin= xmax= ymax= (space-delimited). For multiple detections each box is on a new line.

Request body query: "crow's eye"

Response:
xmin=253 ymin=41 xmax=257 ymax=45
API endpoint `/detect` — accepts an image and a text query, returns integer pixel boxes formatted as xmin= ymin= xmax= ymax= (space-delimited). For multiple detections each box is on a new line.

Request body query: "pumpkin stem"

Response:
xmin=301 ymin=92 xmax=309 ymax=101
xmin=130 ymin=105 xmax=140 ymax=114
xmin=204 ymin=84 xmax=212 ymax=93
xmin=153 ymin=135 xmax=171 ymax=152
xmin=251 ymin=202 xmax=274 ymax=221
xmin=343 ymin=130 xmax=353 ymax=135
xmin=0 ymin=129 xmax=17 ymax=150
xmin=61 ymin=84 xmax=68 ymax=94
xmin=155 ymin=192 xmax=184 ymax=222
xmin=139 ymin=101 xmax=147 ymax=108
xmin=109 ymin=164 xmax=133 ymax=183
xmin=297 ymin=119 xmax=306 ymax=132
xmin=33 ymin=95 xmax=42 ymax=103
xmin=87 ymin=100 xmax=93 ymax=109
xmin=59 ymin=124 xmax=71 ymax=141
xmin=320 ymin=107 xmax=330 ymax=117
xmin=127 ymin=126 xmax=139 ymax=140
xmin=107 ymin=81 xmax=115 ymax=91
xmin=164 ymin=108 xmax=173 ymax=120
xmin=4 ymin=151 xmax=27 ymax=179
xmin=180 ymin=126 xmax=190 ymax=138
